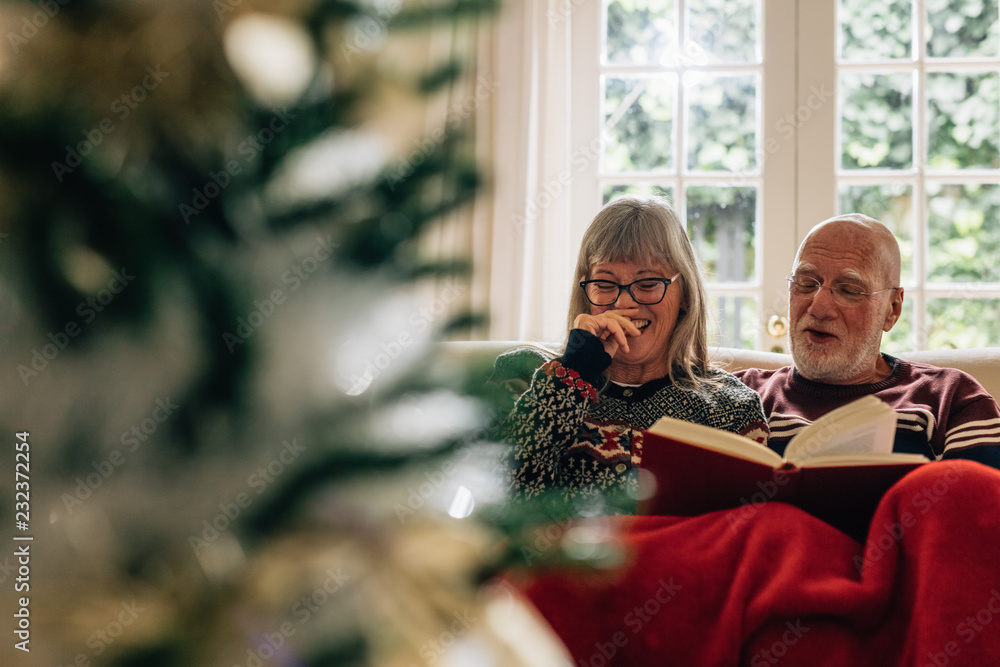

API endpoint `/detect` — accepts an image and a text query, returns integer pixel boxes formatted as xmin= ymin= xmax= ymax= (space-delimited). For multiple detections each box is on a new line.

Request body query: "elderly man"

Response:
xmin=737 ymin=213 xmax=1000 ymax=469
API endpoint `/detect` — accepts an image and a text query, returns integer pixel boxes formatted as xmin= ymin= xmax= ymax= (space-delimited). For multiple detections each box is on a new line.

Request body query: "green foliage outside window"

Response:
xmin=605 ymin=0 xmax=1000 ymax=350
xmin=840 ymin=0 xmax=912 ymax=59
xmin=840 ymin=72 xmax=913 ymax=170
xmin=927 ymin=73 xmax=1000 ymax=170
xmin=927 ymin=183 xmax=1000 ymax=283
xmin=925 ymin=0 xmax=1000 ymax=57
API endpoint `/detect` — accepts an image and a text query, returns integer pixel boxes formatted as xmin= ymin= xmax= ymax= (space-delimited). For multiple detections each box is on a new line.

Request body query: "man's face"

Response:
xmin=788 ymin=227 xmax=901 ymax=384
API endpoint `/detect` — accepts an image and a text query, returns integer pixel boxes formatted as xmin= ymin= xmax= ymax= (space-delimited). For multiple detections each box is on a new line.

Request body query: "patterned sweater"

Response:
xmin=736 ymin=354 xmax=1000 ymax=469
xmin=496 ymin=330 xmax=769 ymax=507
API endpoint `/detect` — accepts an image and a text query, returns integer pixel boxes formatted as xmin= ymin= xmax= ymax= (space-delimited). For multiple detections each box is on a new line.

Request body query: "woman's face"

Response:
xmin=587 ymin=259 xmax=683 ymax=373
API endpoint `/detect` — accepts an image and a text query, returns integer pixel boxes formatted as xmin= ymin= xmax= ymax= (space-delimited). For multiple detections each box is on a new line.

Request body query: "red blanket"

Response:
xmin=517 ymin=460 xmax=1000 ymax=666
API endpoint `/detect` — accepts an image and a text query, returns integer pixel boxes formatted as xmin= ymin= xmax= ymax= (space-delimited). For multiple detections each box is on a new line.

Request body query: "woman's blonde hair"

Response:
xmin=567 ymin=195 xmax=714 ymax=389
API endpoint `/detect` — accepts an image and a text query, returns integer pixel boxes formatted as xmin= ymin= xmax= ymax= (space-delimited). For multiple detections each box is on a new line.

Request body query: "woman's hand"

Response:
xmin=572 ymin=308 xmax=641 ymax=358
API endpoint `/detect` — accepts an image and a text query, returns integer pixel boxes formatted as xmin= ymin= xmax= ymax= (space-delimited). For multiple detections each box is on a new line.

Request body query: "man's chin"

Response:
xmin=795 ymin=361 xmax=849 ymax=383
xmin=790 ymin=339 xmax=850 ymax=382
xmin=791 ymin=328 xmax=886 ymax=384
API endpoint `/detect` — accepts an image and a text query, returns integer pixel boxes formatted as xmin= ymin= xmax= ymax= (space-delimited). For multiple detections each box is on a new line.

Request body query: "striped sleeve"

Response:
xmin=941 ymin=396 xmax=1000 ymax=469
xmin=946 ymin=416 xmax=1000 ymax=451
xmin=765 ymin=413 xmax=810 ymax=443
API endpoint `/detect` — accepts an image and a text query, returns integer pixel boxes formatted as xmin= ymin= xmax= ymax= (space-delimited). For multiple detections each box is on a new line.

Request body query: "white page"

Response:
xmin=785 ymin=398 xmax=898 ymax=465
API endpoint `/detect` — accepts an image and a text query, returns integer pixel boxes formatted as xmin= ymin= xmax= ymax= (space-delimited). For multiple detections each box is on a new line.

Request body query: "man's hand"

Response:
xmin=573 ymin=308 xmax=641 ymax=358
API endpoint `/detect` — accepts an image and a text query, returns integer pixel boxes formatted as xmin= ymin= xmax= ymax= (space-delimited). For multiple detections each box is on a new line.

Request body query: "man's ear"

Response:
xmin=883 ymin=287 xmax=904 ymax=332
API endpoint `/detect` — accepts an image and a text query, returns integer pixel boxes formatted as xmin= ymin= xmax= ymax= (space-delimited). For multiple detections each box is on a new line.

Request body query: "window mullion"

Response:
xmin=913 ymin=0 xmax=928 ymax=349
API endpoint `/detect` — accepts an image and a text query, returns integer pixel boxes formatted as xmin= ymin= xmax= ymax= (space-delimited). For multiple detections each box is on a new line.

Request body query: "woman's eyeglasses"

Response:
xmin=580 ymin=273 xmax=681 ymax=306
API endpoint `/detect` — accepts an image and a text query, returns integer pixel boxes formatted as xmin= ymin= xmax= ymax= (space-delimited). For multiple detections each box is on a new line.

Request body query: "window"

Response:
xmin=829 ymin=0 xmax=1000 ymax=351
xmin=568 ymin=0 xmax=1000 ymax=351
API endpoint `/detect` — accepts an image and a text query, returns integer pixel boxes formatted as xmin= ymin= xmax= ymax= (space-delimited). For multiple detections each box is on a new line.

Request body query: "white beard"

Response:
xmin=791 ymin=324 xmax=885 ymax=384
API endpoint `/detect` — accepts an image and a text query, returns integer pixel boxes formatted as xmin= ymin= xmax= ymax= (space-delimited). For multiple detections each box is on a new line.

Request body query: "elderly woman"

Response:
xmin=497 ymin=196 xmax=768 ymax=506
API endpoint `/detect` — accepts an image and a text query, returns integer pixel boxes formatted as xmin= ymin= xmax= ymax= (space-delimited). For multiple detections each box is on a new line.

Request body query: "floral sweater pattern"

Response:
xmin=496 ymin=330 xmax=769 ymax=507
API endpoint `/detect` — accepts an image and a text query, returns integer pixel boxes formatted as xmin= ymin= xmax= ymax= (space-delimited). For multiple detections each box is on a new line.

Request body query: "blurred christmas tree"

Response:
xmin=0 ymin=1 xmax=573 ymax=665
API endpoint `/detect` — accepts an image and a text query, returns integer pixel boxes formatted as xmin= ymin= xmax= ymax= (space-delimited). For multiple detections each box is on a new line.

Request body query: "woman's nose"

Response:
xmin=614 ymin=287 xmax=638 ymax=307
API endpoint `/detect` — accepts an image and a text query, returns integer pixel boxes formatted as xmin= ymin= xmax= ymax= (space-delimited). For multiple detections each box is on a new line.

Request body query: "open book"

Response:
xmin=637 ymin=396 xmax=929 ymax=540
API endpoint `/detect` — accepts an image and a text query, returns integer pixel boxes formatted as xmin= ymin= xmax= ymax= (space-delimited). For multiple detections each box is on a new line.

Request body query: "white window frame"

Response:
xmin=569 ymin=0 xmax=798 ymax=352
xmin=799 ymin=1 xmax=1000 ymax=350
xmin=564 ymin=0 xmax=1000 ymax=352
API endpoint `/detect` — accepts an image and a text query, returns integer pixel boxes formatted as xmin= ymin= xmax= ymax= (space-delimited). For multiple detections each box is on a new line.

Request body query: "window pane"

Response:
xmin=839 ymin=0 xmax=912 ymax=60
xmin=926 ymin=298 xmax=1000 ymax=348
xmin=927 ymin=183 xmax=1000 ymax=282
xmin=686 ymin=73 xmax=758 ymax=172
xmin=882 ymin=300 xmax=915 ymax=353
xmin=926 ymin=0 xmax=1000 ymax=58
xmin=840 ymin=72 xmax=913 ymax=169
xmin=927 ymin=72 xmax=1000 ymax=170
xmin=605 ymin=0 xmax=677 ymax=65
xmin=603 ymin=75 xmax=677 ymax=172
xmin=838 ymin=184 xmax=914 ymax=283
xmin=686 ymin=186 xmax=757 ymax=281
xmin=603 ymin=184 xmax=674 ymax=203
xmin=709 ymin=294 xmax=758 ymax=349
xmin=685 ymin=0 xmax=760 ymax=64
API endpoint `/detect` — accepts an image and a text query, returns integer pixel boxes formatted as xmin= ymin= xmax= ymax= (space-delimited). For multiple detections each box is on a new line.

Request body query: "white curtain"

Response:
xmin=417 ymin=1 xmax=579 ymax=345
xmin=483 ymin=0 xmax=577 ymax=344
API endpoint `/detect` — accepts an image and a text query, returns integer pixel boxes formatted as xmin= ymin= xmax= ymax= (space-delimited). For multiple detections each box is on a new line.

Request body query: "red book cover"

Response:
xmin=637 ymin=416 xmax=926 ymax=541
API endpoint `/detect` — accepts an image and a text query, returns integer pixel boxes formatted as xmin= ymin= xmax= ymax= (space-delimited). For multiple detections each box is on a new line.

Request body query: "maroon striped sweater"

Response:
xmin=737 ymin=354 xmax=1000 ymax=469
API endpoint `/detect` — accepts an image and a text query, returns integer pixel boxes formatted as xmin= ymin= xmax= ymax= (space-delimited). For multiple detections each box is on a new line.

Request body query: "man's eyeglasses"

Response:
xmin=787 ymin=275 xmax=899 ymax=306
xmin=580 ymin=273 xmax=681 ymax=306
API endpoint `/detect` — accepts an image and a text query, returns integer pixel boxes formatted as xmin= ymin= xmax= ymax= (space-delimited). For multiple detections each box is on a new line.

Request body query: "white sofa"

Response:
xmin=444 ymin=341 xmax=1000 ymax=401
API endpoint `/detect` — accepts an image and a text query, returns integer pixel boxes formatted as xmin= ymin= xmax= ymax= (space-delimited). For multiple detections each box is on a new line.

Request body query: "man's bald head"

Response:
xmin=796 ymin=213 xmax=901 ymax=288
